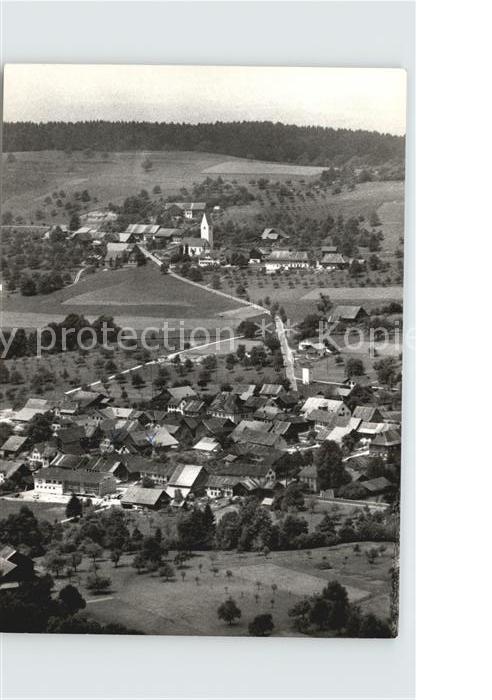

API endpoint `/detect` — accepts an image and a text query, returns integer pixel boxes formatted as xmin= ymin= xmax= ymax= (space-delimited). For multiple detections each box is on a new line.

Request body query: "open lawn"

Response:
xmin=48 ymin=541 xmax=394 ymax=636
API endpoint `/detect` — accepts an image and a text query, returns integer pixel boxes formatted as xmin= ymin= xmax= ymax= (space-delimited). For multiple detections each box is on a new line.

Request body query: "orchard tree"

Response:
xmin=248 ymin=613 xmax=274 ymax=637
xmin=65 ymin=494 xmax=82 ymax=519
xmin=217 ymin=598 xmax=242 ymax=626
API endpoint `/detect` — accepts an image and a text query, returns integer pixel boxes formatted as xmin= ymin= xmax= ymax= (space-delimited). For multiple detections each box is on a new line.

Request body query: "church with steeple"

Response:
xmin=200 ymin=212 xmax=213 ymax=249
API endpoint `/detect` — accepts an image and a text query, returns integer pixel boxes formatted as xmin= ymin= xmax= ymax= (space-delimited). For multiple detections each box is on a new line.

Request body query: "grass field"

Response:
xmin=204 ymin=160 xmax=325 ymax=176
xmin=1 ymin=265 xmax=251 ymax=326
xmin=301 ymin=286 xmax=404 ymax=301
xmin=0 ymin=497 xmax=66 ymax=523
xmin=47 ymin=541 xmax=394 ymax=636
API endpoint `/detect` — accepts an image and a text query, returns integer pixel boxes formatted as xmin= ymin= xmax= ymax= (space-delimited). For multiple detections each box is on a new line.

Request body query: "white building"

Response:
xmin=200 ymin=212 xmax=214 ymax=249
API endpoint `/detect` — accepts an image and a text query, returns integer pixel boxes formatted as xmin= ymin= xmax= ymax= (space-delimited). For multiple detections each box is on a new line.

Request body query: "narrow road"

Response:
xmin=275 ymin=315 xmax=297 ymax=391
xmin=136 ymin=244 xmax=268 ymax=314
xmin=69 ymin=267 xmax=87 ymax=286
xmin=65 ymin=335 xmax=245 ymax=395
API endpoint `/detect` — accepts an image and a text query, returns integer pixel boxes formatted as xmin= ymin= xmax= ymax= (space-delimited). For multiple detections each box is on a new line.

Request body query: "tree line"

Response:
xmin=4 ymin=120 xmax=405 ymax=167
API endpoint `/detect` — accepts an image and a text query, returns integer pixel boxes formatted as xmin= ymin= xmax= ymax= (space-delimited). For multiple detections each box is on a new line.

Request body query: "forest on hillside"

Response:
xmin=3 ymin=120 xmax=405 ymax=168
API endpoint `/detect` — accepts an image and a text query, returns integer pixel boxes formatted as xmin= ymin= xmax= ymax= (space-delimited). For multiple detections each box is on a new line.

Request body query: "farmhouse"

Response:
xmin=301 ymin=397 xmax=351 ymax=417
xmin=165 ymin=202 xmax=207 ymax=220
xmin=261 ymin=227 xmax=289 ymax=242
xmin=193 ymin=436 xmax=221 ymax=454
xmin=147 ymin=426 xmax=179 ymax=451
xmin=205 ymin=475 xmax=239 ymax=499
xmin=369 ymin=430 xmax=401 ymax=461
xmin=121 ymin=485 xmax=169 ymax=510
xmin=125 ymin=224 xmax=160 ymax=239
xmin=0 ymin=436 xmax=29 ymax=459
xmin=352 ymin=406 xmax=385 ymax=422
xmin=328 ymin=305 xmax=368 ymax=323
xmin=298 ymin=337 xmax=330 ymax=354
xmin=105 ymin=242 xmax=138 ymax=267
xmin=264 ymin=249 xmax=311 ymax=272
xmin=319 ymin=253 xmax=349 ymax=270
xmin=165 ymin=464 xmax=208 ymax=501
xmin=136 ymin=461 xmax=174 ymax=486
xmin=0 ymin=459 xmax=25 ymax=485
xmin=0 ymin=547 xmax=35 ymax=589
xmin=12 ymin=398 xmax=52 ymax=423
xmin=82 ymin=210 xmax=118 ymax=228
xmin=153 ymin=228 xmax=181 ymax=247
xmin=298 ymin=463 xmax=319 ymax=493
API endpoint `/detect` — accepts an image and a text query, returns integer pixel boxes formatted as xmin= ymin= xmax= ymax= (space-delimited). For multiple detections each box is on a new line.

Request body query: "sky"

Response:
xmin=3 ymin=64 xmax=407 ymax=135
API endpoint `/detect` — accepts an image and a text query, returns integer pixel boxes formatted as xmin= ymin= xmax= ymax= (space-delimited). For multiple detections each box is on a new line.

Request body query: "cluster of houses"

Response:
xmin=51 ymin=202 xmax=363 ymax=273
xmin=0 ymin=370 xmax=401 ymax=509
xmin=68 ymin=208 xmax=216 ymax=268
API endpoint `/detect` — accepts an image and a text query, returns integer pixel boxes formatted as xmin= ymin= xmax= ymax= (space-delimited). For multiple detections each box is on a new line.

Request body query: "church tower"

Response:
xmin=200 ymin=212 xmax=213 ymax=249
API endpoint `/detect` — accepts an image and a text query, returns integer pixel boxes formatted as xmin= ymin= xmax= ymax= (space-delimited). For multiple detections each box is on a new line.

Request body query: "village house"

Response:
xmin=152 ymin=228 xmax=182 ymax=248
xmin=124 ymin=224 xmax=160 ymax=240
xmin=28 ymin=443 xmax=58 ymax=470
xmin=147 ymin=425 xmax=180 ymax=451
xmin=369 ymin=430 xmax=401 ymax=462
xmin=0 ymin=436 xmax=29 ymax=459
xmin=264 ymin=249 xmax=311 ymax=272
xmin=33 ymin=467 xmax=117 ymax=498
xmin=12 ymin=398 xmax=52 ymax=423
xmin=328 ymin=305 xmax=368 ymax=324
xmin=318 ymin=253 xmax=349 ymax=270
xmin=165 ymin=464 xmax=208 ymax=503
xmin=234 ymin=428 xmax=288 ymax=452
xmin=298 ymin=337 xmax=331 ymax=355
xmin=0 ymin=459 xmax=25 ymax=485
xmin=105 ymin=242 xmax=138 ymax=267
xmin=352 ymin=406 xmax=385 ymax=423
xmin=261 ymin=227 xmax=289 ymax=243
xmin=198 ymin=251 xmax=221 ymax=267
xmin=82 ymin=209 xmax=118 ymax=228
xmin=298 ymin=463 xmax=319 ymax=493
xmin=357 ymin=476 xmax=393 ymax=501
xmin=215 ymin=460 xmax=278 ymax=482
xmin=121 ymin=485 xmax=169 ymax=510
xmin=194 ymin=417 xmax=235 ymax=443
xmin=193 ymin=436 xmax=221 ymax=455
xmin=205 ymin=475 xmax=239 ymax=500
xmin=207 ymin=392 xmax=243 ymax=423
xmin=138 ymin=460 xmax=175 ymax=486
xmin=0 ymin=546 xmax=35 ymax=589
xmin=301 ymin=396 xmax=351 ymax=418
xmin=165 ymin=202 xmax=207 ymax=220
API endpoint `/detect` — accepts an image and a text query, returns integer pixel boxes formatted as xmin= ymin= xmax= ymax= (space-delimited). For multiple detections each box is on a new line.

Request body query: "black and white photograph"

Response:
xmin=1 ymin=63 xmax=406 ymax=638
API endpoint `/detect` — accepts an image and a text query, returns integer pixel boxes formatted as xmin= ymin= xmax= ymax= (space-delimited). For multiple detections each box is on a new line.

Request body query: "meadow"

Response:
xmin=1 ymin=265 xmax=251 ymax=325
xmin=0 ymin=497 xmax=66 ymax=523
xmin=46 ymin=541 xmax=394 ymax=636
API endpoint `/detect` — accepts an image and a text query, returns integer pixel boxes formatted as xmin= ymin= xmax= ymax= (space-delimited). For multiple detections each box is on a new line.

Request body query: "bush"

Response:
xmin=85 ymin=574 xmax=111 ymax=593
